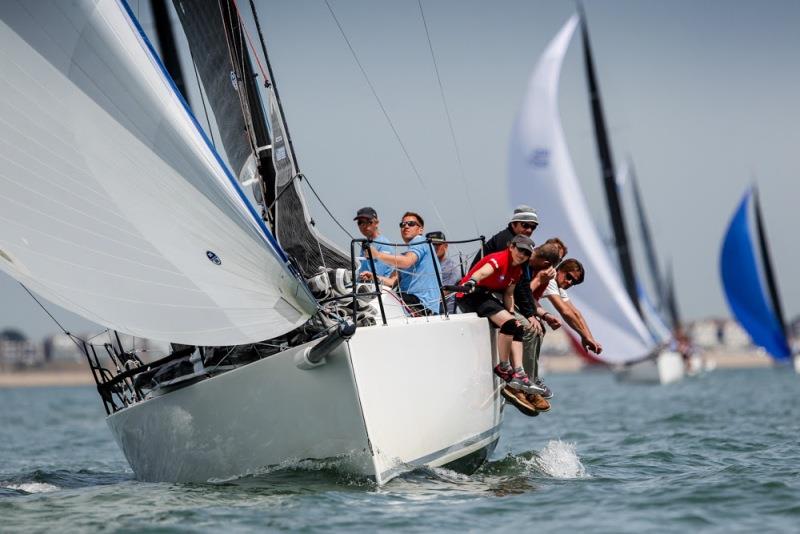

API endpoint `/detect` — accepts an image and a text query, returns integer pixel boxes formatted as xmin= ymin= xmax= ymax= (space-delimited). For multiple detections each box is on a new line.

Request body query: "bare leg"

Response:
xmin=497 ymin=333 xmax=512 ymax=364
xmin=510 ymin=340 xmax=524 ymax=370
xmin=488 ymin=310 xmax=516 ymax=365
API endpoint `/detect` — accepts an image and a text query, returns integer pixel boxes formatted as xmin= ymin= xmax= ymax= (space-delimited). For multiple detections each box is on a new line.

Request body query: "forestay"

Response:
xmin=507 ymin=15 xmax=655 ymax=364
xmin=0 ymin=0 xmax=316 ymax=345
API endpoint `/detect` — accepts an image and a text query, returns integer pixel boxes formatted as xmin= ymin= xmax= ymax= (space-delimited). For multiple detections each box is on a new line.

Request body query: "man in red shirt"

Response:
xmin=456 ymin=235 xmax=541 ymax=398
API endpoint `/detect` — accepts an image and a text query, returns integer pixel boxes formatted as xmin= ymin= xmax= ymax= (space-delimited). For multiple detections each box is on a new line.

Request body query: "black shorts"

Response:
xmin=456 ymin=291 xmax=505 ymax=318
xmin=399 ymin=292 xmax=435 ymax=317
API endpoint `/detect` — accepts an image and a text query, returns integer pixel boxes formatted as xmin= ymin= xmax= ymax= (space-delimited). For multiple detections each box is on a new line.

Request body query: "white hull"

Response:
xmin=615 ymin=351 xmax=685 ymax=385
xmin=107 ymin=314 xmax=502 ymax=484
xmin=794 ymin=355 xmax=800 ymax=375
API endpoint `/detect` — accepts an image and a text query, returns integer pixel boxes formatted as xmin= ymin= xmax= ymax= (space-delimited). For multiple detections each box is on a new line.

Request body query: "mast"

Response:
xmin=628 ymin=158 xmax=666 ymax=312
xmin=663 ymin=261 xmax=682 ymax=330
xmin=578 ymin=3 xmax=641 ymax=315
xmin=753 ymin=186 xmax=789 ymax=343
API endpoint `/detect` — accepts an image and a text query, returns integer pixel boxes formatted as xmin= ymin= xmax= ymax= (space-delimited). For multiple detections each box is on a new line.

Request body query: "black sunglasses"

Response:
xmin=519 ymin=222 xmax=537 ymax=230
xmin=357 ymin=219 xmax=374 ymax=226
xmin=565 ymin=273 xmax=578 ymax=285
xmin=399 ymin=221 xmax=420 ymax=228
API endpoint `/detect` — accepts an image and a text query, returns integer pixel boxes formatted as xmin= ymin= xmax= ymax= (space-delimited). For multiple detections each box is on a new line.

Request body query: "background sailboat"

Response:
xmin=720 ymin=186 xmax=792 ymax=364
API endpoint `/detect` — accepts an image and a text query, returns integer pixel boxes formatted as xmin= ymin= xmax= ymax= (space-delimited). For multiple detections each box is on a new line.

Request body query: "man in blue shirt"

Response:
xmin=354 ymin=207 xmax=396 ymax=286
xmin=368 ymin=212 xmax=442 ymax=316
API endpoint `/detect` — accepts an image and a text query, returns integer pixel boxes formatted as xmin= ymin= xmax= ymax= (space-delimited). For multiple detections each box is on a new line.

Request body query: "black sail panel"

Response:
xmin=172 ymin=0 xmax=270 ymax=185
xmin=268 ymin=99 xmax=351 ymax=275
xmin=578 ymin=6 xmax=641 ymax=315
xmin=753 ymin=187 xmax=789 ymax=342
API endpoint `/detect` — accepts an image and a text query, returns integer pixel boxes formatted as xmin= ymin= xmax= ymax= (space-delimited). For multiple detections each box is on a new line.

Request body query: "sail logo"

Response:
xmin=528 ymin=148 xmax=550 ymax=168
xmin=206 ymin=251 xmax=222 ymax=266
xmin=230 ymin=71 xmax=239 ymax=92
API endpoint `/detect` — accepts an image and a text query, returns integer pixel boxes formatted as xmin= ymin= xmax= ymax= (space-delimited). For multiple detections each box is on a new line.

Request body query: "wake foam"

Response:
xmin=3 ymin=482 xmax=60 ymax=494
xmin=528 ymin=439 xmax=588 ymax=479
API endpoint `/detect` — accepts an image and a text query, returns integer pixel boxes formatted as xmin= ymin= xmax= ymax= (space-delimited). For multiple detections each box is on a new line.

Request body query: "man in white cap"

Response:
xmin=469 ymin=205 xmax=539 ymax=269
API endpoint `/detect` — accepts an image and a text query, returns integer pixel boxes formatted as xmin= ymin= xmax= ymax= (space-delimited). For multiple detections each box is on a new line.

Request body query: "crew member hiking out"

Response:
xmin=456 ymin=234 xmax=541 ymax=416
xmin=470 ymin=205 xmax=538 ymax=269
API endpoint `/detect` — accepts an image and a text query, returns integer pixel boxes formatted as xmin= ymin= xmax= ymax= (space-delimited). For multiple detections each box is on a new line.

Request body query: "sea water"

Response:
xmin=1 ymin=367 xmax=799 ymax=532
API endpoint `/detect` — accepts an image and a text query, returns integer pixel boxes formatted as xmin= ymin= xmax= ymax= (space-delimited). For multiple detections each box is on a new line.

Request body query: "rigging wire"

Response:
xmin=18 ymin=283 xmax=87 ymax=354
xmin=417 ymin=0 xmax=480 ymax=237
xmin=235 ymin=0 xmax=356 ymax=245
xmin=323 ymin=0 xmax=450 ymax=235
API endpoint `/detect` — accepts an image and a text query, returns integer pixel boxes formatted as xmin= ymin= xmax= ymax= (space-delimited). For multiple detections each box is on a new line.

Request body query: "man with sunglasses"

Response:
xmin=469 ymin=205 xmax=539 ymax=270
xmin=542 ymin=259 xmax=603 ymax=355
xmin=367 ymin=212 xmax=441 ymax=316
xmin=354 ymin=207 xmax=396 ymax=286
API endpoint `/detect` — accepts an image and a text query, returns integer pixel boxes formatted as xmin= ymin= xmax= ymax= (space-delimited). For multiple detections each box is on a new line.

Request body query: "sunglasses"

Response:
xmin=357 ymin=219 xmax=374 ymax=226
xmin=519 ymin=222 xmax=537 ymax=230
xmin=399 ymin=221 xmax=420 ymax=229
xmin=514 ymin=246 xmax=532 ymax=257
xmin=565 ymin=273 xmax=578 ymax=285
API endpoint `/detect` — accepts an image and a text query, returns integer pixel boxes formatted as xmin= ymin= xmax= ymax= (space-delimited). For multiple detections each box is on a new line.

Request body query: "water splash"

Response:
xmin=3 ymin=482 xmax=60 ymax=494
xmin=527 ymin=440 xmax=588 ymax=479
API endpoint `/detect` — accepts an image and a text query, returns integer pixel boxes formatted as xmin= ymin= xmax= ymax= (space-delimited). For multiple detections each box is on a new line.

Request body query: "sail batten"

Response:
xmin=508 ymin=15 xmax=655 ymax=364
xmin=0 ymin=0 xmax=316 ymax=345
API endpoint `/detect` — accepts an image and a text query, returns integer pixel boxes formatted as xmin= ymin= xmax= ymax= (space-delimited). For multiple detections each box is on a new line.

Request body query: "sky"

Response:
xmin=2 ymin=0 xmax=799 ymax=340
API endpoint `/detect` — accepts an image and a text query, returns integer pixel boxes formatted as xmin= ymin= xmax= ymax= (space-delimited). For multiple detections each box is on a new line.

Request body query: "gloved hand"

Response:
xmin=463 ymin=278 xmax=477 ymax=294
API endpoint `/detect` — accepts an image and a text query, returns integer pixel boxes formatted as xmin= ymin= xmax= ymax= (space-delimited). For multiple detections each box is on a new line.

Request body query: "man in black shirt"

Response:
xmin=470 ymin=205 xmax=539 ymax=269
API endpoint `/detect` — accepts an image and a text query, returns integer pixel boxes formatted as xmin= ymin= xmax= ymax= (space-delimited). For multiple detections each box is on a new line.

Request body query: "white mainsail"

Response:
xmin=0 ymin=0 xmax=317 ymax=345
xmin=508 ymin=15 xmax=655 ymax=363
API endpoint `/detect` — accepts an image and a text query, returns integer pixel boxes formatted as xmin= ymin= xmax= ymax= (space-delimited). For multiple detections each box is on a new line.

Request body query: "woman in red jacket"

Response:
xmin=457 ymin=234 xmax=540 ymax=395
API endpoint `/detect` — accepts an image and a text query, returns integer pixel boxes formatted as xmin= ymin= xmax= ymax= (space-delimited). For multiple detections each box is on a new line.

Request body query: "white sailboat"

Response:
xmin=508 ymin=15 xmax=683 ymax=384
xmin=0 ymin=0 xmax=503 ymax=484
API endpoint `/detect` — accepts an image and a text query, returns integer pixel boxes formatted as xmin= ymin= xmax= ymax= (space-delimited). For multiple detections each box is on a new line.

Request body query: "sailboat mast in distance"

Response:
xmin=629 ymin=159 xmax=666 ymax=313
xmin=753 ymin=187 xmax=789 ymax=342
xmin=578 ymin=4 xmax=640 ymax=315
xmin=664 ymin=261 xmax=682 ymax=330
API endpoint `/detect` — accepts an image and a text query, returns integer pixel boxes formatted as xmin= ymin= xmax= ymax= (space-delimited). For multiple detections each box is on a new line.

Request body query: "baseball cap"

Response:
xmin=353 ymin=207 xmax=378 ymax=221
xmin=425 ymin=231 xmax=446 ymax=243
xmin=510 ymin=234 xmax=535 ymax=253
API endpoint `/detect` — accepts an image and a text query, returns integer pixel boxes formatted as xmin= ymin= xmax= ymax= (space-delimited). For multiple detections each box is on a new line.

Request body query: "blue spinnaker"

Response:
xmin=720 ymin=189 xmax=791 ymax=360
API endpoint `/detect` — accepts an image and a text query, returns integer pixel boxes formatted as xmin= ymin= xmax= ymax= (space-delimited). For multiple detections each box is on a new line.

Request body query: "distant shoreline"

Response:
xmin=0 ymin=350 xmax=775 ymax=389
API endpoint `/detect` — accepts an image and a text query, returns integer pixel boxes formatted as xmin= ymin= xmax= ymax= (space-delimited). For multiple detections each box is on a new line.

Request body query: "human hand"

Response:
xmin=359 ymin=271 xmax=374 ymax=282
xmin=526 ymin=317 xmax=543 ymax=336
xmin=543 ymin=312 xmax=561 ymax=330
xmin=536 ymin=266 xmax=556 ymax=282
xmin=463 ymin=279 xmax=477 ymax=294
xmin=582 ymin=337 xmax=602 ymax=354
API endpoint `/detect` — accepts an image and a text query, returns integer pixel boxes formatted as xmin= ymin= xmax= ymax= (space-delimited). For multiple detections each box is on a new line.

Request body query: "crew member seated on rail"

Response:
xmin=455 ymin=234 xmax=541 ymax=395
xmin=367 ymin=212 xmax=441 ymax=316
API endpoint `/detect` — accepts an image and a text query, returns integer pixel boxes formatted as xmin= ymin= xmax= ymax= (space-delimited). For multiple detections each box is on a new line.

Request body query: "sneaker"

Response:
xmin=507 ymin=372 xmax=546 ymax=395
xmin=493 ymin=364 xmax=514 ymax=382
xmin=526 ymin=393 xmax=551 ymax=412
xmin=534 ymin=377 xmax=553 ymax=399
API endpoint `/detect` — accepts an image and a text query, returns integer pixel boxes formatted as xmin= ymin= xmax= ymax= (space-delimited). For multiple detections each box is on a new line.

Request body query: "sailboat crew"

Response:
xmin=469 ymin=205 xmax=538 ymax=269
xmin=367 ymin=212 xmax=442 ymax=316
xmin=456 ymin=235 xmax=541 ymax=400
xmin=542 ymin=259 xmax=603 ymax=355
xmin=354 ymin=207 xmax=396 ymax=286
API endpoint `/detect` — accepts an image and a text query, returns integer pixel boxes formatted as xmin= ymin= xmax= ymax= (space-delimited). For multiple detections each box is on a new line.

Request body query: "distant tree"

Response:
xmin=0 ymin=328 xmax=27 ymax=342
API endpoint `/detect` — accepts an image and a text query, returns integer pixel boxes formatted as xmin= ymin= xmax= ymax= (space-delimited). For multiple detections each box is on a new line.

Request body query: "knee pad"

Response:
xmin=500 ymin=319 xmax=525 ymax=341
xmin=499 ymin=319 xmax=517 ymax=335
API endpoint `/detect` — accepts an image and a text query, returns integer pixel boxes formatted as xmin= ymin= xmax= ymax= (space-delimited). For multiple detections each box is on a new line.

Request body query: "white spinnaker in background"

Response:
xmin=0 ymin=0 xmax=316 ymax=346
xmin=508 ymin=15 xmax=655 ymax=364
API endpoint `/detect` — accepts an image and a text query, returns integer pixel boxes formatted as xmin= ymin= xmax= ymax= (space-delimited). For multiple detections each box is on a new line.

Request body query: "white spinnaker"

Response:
xmin=0 ymin=0 xmax=317 ymax=345
xmin=508 ymin=15 xmax=655 ymax=364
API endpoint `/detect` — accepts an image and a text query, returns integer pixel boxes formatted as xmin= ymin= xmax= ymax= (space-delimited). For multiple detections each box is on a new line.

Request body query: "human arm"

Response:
xmin=503 ymin=283 xmax=516 ymax=313
xmin=370 ymin=246 xmax=418 ymax=270
xmin=547 ymin=295 xmax=602 ymax=354
xmin=529 ymin=267 xmax=556 ymax=296
xmin=536 ymin=304 xmax=561 ymax=330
